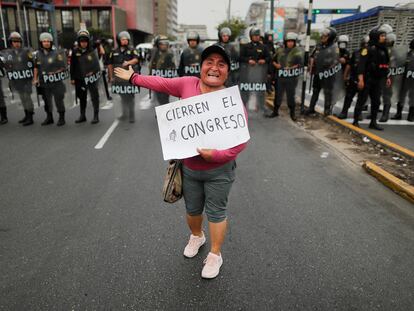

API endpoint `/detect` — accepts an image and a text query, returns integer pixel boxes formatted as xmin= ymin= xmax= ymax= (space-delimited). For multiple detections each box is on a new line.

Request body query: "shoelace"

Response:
xmin=203 ymin=255 xmax=217 ymax=266
xmin=188 ymin=236 xmax=202 ymax=248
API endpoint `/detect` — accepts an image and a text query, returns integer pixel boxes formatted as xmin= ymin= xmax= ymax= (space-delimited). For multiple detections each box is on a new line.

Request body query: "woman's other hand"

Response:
xmin=197 ymin=148 xmax=214 ymax=162
xmin=114 ymin=66 xmax=134 ymax=81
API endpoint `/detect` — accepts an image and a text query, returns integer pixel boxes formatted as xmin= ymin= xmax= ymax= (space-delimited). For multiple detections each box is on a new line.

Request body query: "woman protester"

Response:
xmin=115 ymin=44 xmax=248 ymax=279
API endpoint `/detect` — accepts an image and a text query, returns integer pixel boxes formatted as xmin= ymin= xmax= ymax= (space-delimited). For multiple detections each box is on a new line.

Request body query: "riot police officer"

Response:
xmin=149 ymin=35 xmax=176 ymax=105
xmin=0 ymin=59 xmax=7 ymax=124
xmin=392 ymin=38 xmax=414 ymax=122
xmin=337 ymin=36 xmax=369 ymax=119
xmin=239 ymin=27 xmax=271 ymax=112
xmin=108 ymin=31 xmax=140 ymax=123
xmin=264 ymin=30 xmax=276 ymax=56
xmin=2 ymin=32 xmax=34 ymax=126
xmin=217 ymin=27 xmax=239 ymax=86
xmin=352 ymin=25 xmax=392 ymax=130
xmin=70 ymin=29 xmax=101 ymax=124
xmin=33 ymin=32 xmax=68 ymax=126
xmin=178 ymin=31 xmax=203 ymax=77
xmin=268 ymin=32 xmax=302 ymax=121
xmin=305 ymin=27 xmax=339 ymax=116
xmin=338 ymin=35 xmax=351 ymax=71
xmin=379 ymin=33 xmax=401 ymax=122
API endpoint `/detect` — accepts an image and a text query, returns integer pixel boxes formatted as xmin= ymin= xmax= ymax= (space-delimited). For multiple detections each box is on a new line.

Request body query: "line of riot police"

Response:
xmin=0 ymin=29 xmax=145 ymax=126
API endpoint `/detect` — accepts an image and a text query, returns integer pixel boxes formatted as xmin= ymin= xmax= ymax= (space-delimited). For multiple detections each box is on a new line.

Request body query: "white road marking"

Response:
xmin=94 ymin=119 xmax=120 ymax=150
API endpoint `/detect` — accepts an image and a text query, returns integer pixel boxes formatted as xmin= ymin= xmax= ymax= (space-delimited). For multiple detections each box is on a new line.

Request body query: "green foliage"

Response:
xmin=311 ymin=31 xmax=320 ymax=42
xmin=217 ymin=17 xmax=247 ymax=41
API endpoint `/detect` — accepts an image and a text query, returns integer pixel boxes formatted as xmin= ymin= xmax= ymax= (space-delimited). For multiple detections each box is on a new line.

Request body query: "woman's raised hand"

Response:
xmin=114 ymin=65 xmax=134 ymax=81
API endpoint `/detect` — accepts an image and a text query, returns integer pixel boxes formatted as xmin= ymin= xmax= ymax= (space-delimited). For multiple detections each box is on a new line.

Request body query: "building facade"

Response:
xmin=331 ymin=4 xmax=414 ymax=51
xmin=0 ymin=0 xmax=156 ymax=49
xmin=154 ymin=0 xmax=177 ymax=39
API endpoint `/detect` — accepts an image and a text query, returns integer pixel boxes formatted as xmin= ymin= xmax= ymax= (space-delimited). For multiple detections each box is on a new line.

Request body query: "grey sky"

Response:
xmin=177 ymin=0 xmax=409 ymax=38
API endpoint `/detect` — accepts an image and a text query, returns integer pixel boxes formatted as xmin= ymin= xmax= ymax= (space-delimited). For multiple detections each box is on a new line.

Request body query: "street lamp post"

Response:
xmin=300 ymin=0 xmax=313 ymax=114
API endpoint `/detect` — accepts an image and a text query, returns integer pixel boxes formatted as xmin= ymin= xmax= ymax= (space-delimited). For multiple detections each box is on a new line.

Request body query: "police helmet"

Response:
xmin=360 ymin=35 xmax=369 ymax=48
xmin=157 ymin=35 xmax=169 ymax=48
xmin=368 ymin=25 xmax=389 ymax=45
xmin=338 ymin=35 xmax=349 ymax=43
xmin=386 ymin=33 xmax=397 ymax=45
xmin=378 ymin=24 xmax=393 ymax=35
xmin=77 ymin=29 xmax=90 ymax=43
xmin=320 ymin=27 xmax=337 ymax=45
xmin=8 ymin=31 xmax=22 ymax=43
xmin=285 ymin=32 xmax=298 ymax=42
xmin=117 ymin=31 xmax=131 ymax=46
xmin=187 ymin=31 xmax=200 ymax=44
xmin=249 ymin=27 xmax=261 ymax=39
xmin=239 ymin=36 xmax=249 ymax=45
xmin=265 ymin=30 xmax=274 ymax=39
xmin=219 ymin=27 xmax=232 ymax=40
xmin=39 ymin=32 xmax=53 ymax=43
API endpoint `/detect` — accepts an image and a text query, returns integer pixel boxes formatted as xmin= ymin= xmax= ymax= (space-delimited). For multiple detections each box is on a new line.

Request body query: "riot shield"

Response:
xmin=38 ymin=49 xmax=69 ymax=87
xmin=179 ymin=47 xmax=202 ymax=77
xmin=313 ymin=44 xmax=344 ymax=113
xmin=239 ymin=63 xmax=267 ymax=112
xmin=387 ymin=46 xmax=408 ymax=106
xmin=1 ymin=48 xmax=33 ymax=82
xmin=79 ymin=49 xmax=101 ymax=87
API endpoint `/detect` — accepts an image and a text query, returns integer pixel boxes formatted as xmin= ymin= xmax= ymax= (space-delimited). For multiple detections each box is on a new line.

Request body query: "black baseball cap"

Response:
xmin=200 ymin=44 xmax=231 ymax=71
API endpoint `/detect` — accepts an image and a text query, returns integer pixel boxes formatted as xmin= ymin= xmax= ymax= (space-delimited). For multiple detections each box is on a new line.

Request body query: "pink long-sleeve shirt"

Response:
xmin=130 ymin=73 xmax=248 ymax=171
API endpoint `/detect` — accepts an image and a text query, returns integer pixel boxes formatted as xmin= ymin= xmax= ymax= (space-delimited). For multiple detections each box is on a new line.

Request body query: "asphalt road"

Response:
xmin=1 ymin=90 xmax=414 ymax=310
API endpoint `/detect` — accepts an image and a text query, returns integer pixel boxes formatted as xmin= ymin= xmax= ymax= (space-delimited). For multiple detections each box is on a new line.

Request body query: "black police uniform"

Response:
xmin=239 ymin=41 xmax=271 ymax=110
xmin=306 ymin=42 xmax=340 ymax=116
xmin=0 ymin=66 xmax=7 ymax=124
xmin=109 ymin=46 xmax=139 ymax=122
xmin=149 ymin=49 xmax=176 ymax=105
xmin=394 ymin=43 xmax=414 ymax=121
xmin=353 ymin=42 xmax=390 ymax=129
xmin=70 ymin=45 xmax=101 ymax=124
xmin=34 ymin=47 xmax=67 ymax=126
xmin=338 ymin=48 xmax=364 ymax=119
xmin=178 ymin=46 xmax=203 ymax=77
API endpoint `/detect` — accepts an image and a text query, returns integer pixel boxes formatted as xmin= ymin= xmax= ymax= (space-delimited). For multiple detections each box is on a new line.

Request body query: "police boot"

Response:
xmin=391 ymin=103 xmax=403 ymax=120
xmin=75 ymin=108 xmax=86 ymax=123
xmin=289 ymin=108 xmax=297 ymax=121
xmin=368 ymin=120 xmax=383 ymax=131
xmin=266 ymin=108 xmax=279 ymax=118
xmin=379 ymin=105 xmax=391 ymax=122
xmin=0 ymin=107 xmax=8 ymax=124
xmin=56 ymin=112 xmax=65 ymax=127
xmin=129 ymin=104 xmax=135 ymax=123
xmin=19 ymin=110 xmax=28 ymax=124
xmin=91 ymin=111 xmax=99 ymax=124
xmin=41 ymin=112 xmax=54 ymax=126
xmin=323 ymin=102 xmax=332 ymax=117
xmin=408 ymin=107 xmax=414 ymax=122
xmin=23 ymin=111 xmax=34 ymax=126
xmin=337 ymin=103 xmax=350 ymax=119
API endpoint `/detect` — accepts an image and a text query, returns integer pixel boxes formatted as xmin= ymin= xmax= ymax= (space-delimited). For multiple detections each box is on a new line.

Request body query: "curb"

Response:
xmin=362 ymin=161 xmax=414 ymax=204
xmin=327 ymin=115 xmax=414 ymax=159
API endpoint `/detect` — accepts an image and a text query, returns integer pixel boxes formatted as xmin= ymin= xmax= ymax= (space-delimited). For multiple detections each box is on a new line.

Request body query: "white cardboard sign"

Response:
xmin=155 ymin=86 xmax=250 ymax=160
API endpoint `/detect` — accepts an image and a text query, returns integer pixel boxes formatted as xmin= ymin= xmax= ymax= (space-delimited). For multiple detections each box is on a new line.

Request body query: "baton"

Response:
xmin=35 ymin=85 xmax=40 ymax=107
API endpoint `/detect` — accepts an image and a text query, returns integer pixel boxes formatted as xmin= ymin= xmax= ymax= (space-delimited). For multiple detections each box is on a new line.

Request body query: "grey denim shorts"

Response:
xmin=182 ymin=160 xmax=236 ymax=223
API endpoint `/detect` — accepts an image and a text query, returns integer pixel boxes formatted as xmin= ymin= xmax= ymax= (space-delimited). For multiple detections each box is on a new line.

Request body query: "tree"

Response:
xmin=216 ymin=17 xmax=247 ymax=41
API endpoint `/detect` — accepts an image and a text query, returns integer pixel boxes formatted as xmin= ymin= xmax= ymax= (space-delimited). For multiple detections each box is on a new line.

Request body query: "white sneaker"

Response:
xmin=183 ymin=233 xmax=206 ymax=258
xmin=201 ymin=252 xmax=223 ymax=279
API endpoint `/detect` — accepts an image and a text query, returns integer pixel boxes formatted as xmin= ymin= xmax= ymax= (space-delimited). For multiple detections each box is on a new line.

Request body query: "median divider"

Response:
xmin=363 ymin=161 xmax=414 ymax=204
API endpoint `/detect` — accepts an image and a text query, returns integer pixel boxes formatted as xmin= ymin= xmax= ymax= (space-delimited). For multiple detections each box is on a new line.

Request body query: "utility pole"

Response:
xmin=300 ymin=0 xmax=313 ymax=114
xmin=0 ymin=2 xmax=7 ymax=47
xmin=16 ymin=0 xmax=25 ymax=44
xmin=227 ymin=0 xmax=231 ymax=21
xmin=270 ymin=0 xmax=274 ymax=30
